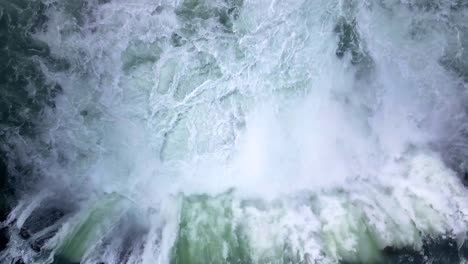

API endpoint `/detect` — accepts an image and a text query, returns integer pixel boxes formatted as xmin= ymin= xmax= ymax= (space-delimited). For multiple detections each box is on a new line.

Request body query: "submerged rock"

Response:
xmin=333 ymin=17 xmax=374 ymax=78
xmin=334 ymin=18 xmax=359 ymax=60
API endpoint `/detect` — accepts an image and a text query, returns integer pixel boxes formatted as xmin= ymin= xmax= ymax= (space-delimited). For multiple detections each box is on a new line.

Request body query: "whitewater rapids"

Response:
xmin=1 ymin=0 xmax=468 ymax=263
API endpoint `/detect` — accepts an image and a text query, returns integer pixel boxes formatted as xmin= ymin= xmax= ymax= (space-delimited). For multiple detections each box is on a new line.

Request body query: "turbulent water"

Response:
xmin=1 ymin=0 xmax=468 ymax=263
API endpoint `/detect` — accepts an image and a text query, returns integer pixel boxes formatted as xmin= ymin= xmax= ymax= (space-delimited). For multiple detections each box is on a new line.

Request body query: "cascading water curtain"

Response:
xmin=1 ymin=0 xmax=468 ymax=263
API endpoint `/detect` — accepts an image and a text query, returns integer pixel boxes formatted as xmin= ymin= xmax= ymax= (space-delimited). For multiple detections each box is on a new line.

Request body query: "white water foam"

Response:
xmin=2 ymin=0 xmax=468 ymax=263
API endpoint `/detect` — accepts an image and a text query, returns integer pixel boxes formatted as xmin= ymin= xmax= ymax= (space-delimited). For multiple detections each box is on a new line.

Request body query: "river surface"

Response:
xmin=1 ymin=0 xmax=468 ymax=263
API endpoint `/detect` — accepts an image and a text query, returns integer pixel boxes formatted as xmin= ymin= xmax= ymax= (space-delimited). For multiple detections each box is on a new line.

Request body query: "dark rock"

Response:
xmin=17 ymin=196 xmax=77 ymax=252
xmin=152 ymin=5 xmax=164 ymax=15
xmin=381 ymin=246 xmax=424 ymax=264
xmin=171 ymin=33 xmax=186 ymax=47
xmin=52 ymin=255 xmax=80 ymax=264
xmin=341 ymin=236 xmax=462 ymax=264
xmin=30 ymin=230 xmax=56 ymax=252
xmin=0 ymin=157 xmax=14 ymax=223
xmin=20 ymin=206 xmax=65 ymax=239
xmin=0 ymin=159 xmax=10 ymax=222
xmin=0 ymin=157 xmax=6 ymax=189
xmin=0 ymin=227 xmax=8 ymax=252
xmin=12 ymin=258 xmax=25 ymax=264
xmin=19 ymin=227 xmax=31 ymax=240
xmin=422 ymin=237 xmax=459 ymax=264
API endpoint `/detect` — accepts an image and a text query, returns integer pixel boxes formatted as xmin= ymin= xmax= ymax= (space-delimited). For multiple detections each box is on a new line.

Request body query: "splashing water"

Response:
xmin=1 ymin=0 xmax=468 ymax=263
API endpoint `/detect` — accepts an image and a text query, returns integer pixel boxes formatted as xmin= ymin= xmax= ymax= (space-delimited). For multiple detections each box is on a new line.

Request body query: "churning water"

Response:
xmin=1 ymin=0 xmax=468 ymax=263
